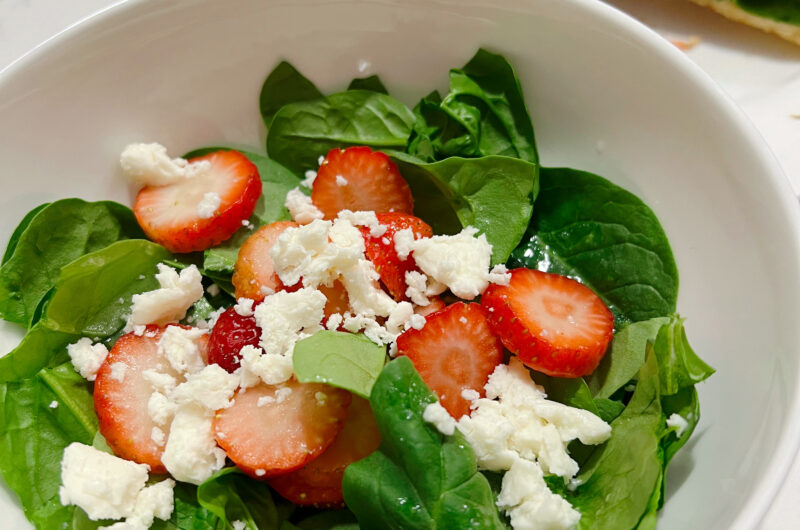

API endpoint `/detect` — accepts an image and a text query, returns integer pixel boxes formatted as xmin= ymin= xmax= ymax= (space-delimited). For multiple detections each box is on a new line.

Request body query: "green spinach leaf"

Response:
xmin=198 ymin=467 xmax=290 ymax=529
xmin=260 ymin=61 xmax=323 ymax=127
xmin=509 ymin=167 xmax=679 ymax=326
xmin=267 ymin=90 xmax=416 ymax=174
xmin=653 ymin=316 xmax=715 ymax=395
xmin=348 ymin=75 xmax=388 ymax=95
xmin=2 ymin=202 xmax=50 ymax=265
xmin=0 ymin=200 xmax=144 ymax=327
xmin=342 ymin=357 xmax=505 ymax=530
xmin=293 ymin=331 xmax=386 ymax=399
xmin=392 ymin=153 xmax=538 ymax=265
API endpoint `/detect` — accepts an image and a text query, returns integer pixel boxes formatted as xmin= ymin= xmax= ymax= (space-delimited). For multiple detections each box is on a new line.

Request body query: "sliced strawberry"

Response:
xmin=213 ymin=380 xmax=351 ymax=479
xmin=134 ymin=150 xmax=262 ymax=253
xmin=319 ymin=281 xmax=349 ymax=321
xmin=396 ymin=302 xmax=503 ymax=418
xmin=207 ymin=307 xmax=260 ymax=373
xmin=267 ymin=395 xmax=380 ymax=507
xmin=359 ymin=212 xmax=432 ymax=301
xmin=232 ymin=221 xmax=299 ymax=301
xmin=93 ymin=325 xmax=208 ymax=472
xmin=311 ymin=146 xmax=413 ymax=220
xmin=414 ymin=296 xmax=446 ymax=317
xmin=481 ymin=268 xmax=614 ymax=378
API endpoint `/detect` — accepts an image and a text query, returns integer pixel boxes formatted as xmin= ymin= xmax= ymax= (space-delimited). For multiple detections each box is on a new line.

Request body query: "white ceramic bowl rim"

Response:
xmin=2 ymin=0 xmax=800 ymax=528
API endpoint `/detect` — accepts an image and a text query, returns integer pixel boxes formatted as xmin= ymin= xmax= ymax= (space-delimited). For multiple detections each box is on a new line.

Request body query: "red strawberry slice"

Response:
xmin=360 ymin=212 xmax=433 ymax=301
xmin=207 ymin=307 xmax=260 ymax=373
xmin=267 ymin=395 xmax=381 ymax=507
xmin=134 ymin=150 xmax=262 ymax=253
xmin=213 ymin=380 xmax=351 ymax=479
xmin=414 ymin=296 xmax=446 ymax=317
xmin=93 ymin=325 xmax=209 ymax=472
xmin=319 ymin=281 xmax=350 ymax=321
xmin=481 ymin=268 xmax=614 ymax=378
xmin=311 ymin=146 xmax=413 ymax=220
xmin=233 ymin=221 xmax=299 ymax=301
xmin=396 ymin=302 xmax=503 ymax=418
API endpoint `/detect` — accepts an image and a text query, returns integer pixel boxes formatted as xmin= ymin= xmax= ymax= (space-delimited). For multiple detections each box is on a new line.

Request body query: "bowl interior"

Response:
xmin=1 ymin=0 xmax=799 ymax=527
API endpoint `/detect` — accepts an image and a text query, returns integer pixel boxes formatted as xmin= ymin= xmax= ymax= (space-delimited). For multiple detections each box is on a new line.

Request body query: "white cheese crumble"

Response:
xmin=49 ymin=400 xmax=59 ymax=409
xmin=404 ymin=270 xmax=446 ymax=307
xmin=285 ymin=187 xmax=324 ymax=224
xmin=423 ymin=401 xmax=456 ymax=435
xmin=170 ymin=364 xmax=239 ymax=412
xmin=157 ymin=326 xmax=207 ymax=375
xmin=255 ymin=287 xmax=325 ymax=357
xmin=461 ymin=388 xmax=480 ymax=401
xmin=109 ymin=362 xmax=128 ymax=382
xmin=666 ymin=413 xmax=689 ymax=437
xmin=126 ymin=264 xmax=204 ymax=330
xmin=301 ymin=169 xmax=317 ymax=188
xmin=120 ymin=142 xmax=210 ymax=187
xmin=67 ymin=338 xmax=109 ymax=381
xmin=206 ymin=284 xmax=220 ymax=297
xmin=161 ymin=404 xmax=226 ymax=485
xmin=336 ymin=175 xmax=348 ymax=186
xmin=232 ymin=521 xmax=247 ymax=530
xmin=234 ymin=297 xmax=255 ymax=317
xmin=326 ymin=313 xmax=343 ymax=331
xmin=337 ymin=210 xmax=387 ymax=238
xmin=487 ymin=264 xmax=512 ymax=286
xmin=196 ymin=192 xmax=221 ymax=219
xmin=151 ymin=426 xmax=166 ymax=447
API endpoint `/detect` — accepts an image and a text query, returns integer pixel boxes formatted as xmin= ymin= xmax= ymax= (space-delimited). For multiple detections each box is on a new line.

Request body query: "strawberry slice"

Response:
xmin=481 ymin=268 xmax=614 ymax=378
xmin=360 ymin=212 xmax=433 ymax=301
xmin=213 ymin=380 xmax=351 ymax=479
xmin=134 ymin=150 xmax=262 ymax=253
xmin=207 ymin=307 xmax=260 ymax=373
xmin=93 ymin=325 xmax=208 ymax=472
xmin=414 ymin=296 xmax=446 ymax=317
xmin=396 ymin=302 xmax=503 ymax=418
xmin=311 ymin=146 xmax=413 ymax=219
xmin=267 ymin=395 xmax=380 ymax=507
xmin=319 ymin=281 xmax=349 ymax=321
xmin=232 ymin=221 xmax=299 ymax=301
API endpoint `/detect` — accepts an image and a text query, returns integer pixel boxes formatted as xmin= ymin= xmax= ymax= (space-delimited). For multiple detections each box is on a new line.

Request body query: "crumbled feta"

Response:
xmin=301 ymin=169 xmax=317 ymax=188
xmin=315 ymin=391 xmax=328 ymax=405
xmin=126 ymin=264 xmax=204 ymax=330
xmin=456 ymin=358 xmax=611 ymax=478
xmin=666 ymin=413 xmax=689 ymax=437
xmin=161 ymin=404 xmax=226 ymax=485
xmin=385 ymin=301 xmax=414 ymax=336
xmin=49 ymin=400 xmax=59 ymax=409
xmin=254 ymin=287 xmax=325 ymax=358
xmin=337 ymin=210 xmax=387 ymax=238
xmin=151 ymin=427 xmax=166 ymax=447
xmin=487 ymin=264 xmax=512 ymax=286
xmin=196 ymin=192 xmax=221 ymax=219
xmin=67 ymin=338 xmax=109 ymax=381
xmin=206 ymin=284 xmax=220 ymax=297
xmin=255 ymin=469 xmax=266 ymax=477
xmin=157 ymin=326 xmax=207 ymax=375
xmin=232 ymin=521 xmax=246 ymax=530
xmin=496 ymin=457 xmax=581 ymax=530
xmin=59 ymin=442 xmax=149 ymax=520
xmin=132 ymin=325 xmax=146 ymax=337
xmin=285 ymin=187 xmax=324 ymax=224
xmin=409 ymin=314 xmax=426 ymax=330
xmin=336 ymin=175 xmax=348 ymax=186
xmin=109 ymin=363 xmax=128 ymax=382
xmin=461 ymin=388 xmax=480 ymax=402
xmin=147 ymin=392 xmax=177 ymax=427
xmin=120 ymin=143 xmax=209 ymax=187
xmin=142 ymin=370 xmax=178 ymax=393
xmin=423 ymin=402 xmax=456 ymax=435
xmin=393 ymin=228 xmax=416 ymax=260
xmin=170 ymin=364 xmax=239 ymax=412
xmin=238 ymin=344 xmax=294 ymax=386
xmin=317 ymin=155 xmax=325 ymax=166
xmin=326 ymin=313 xmax=343 ymax=330
xmin=234 ymin=297 xmax=255 ymax=317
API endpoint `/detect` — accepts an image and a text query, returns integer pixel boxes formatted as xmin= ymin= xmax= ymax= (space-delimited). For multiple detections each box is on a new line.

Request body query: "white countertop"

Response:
xmin=0 ymin=0 xmax=798 ymax=527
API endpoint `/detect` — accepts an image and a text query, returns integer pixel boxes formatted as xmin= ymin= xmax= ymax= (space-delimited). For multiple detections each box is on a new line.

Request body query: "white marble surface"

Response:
xmin=0 ymin=0 xmax=798 ymax=528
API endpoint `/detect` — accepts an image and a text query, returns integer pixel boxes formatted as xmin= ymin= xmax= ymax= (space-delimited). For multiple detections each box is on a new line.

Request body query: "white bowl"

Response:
xmin=1 ymin=0 xmax=799 ymax=528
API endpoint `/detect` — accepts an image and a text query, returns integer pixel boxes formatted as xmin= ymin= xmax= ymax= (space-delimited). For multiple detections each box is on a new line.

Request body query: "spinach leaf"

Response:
xmin=0 ymin=240 xmax=170 ymax=383
xmin=342 ymin=357 xmax=505 ymax=530
xmin=586 ymin=317 xmax=670 ymax=399
xmin=260 ymin=61 xmax=323 ymax=127
xmin=198 ymin=468 xmax=289 ymax=529
xmin=293 ymin=331 xmax=386 ymax=399
xmin=2 ymin=202 xmax=49 ymax=265
xmin=407 ymin=91 xmax=472 ymax=163
xmin=348 ymin=75 xmax=388 ymax=95
xmin=0 ymin=199 xmax=144 ymax=328
xmin=184 ymin=147 xmax=301 ymax=275
xmin=653 ymin=316 xmax=715 ymax=395
xmin=392 ymin=153 xmax=538 ymax=265
xmin=0 ymin=362 xmax=97 ymax=529
xmin=267 ymin=90 xmax=416 ymax=175
xmin=294 ymin=509 xmax=359 ymax=529
xmin=567 ymin=346 xmax=665 ymax=529
xmin=509 ymin=167 xmax=679 ymax=326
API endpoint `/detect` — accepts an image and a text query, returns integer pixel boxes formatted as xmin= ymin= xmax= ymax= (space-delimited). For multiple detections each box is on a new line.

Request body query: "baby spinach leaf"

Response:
xmin=293 ymin=331 xmax=386 ymax=399
xmin=294 ymin=509 xmax=359 ymax=529
xmin=392 ymin=153 xmax=538 ymax=265
xmin=586 ymin=317 xmax=670 ymax=399
xmin=509 ymin=167 xmax=679 ymax=326
xmin=342 ymin=357 xmax=505 ymax=530
xmin=2 ymin=202 xmax=49 ymax=265
xmin=184 ymin=147 xmax=301 ymax=275
xmin=407 ymin=91 xmax=473 ymax=162
xmin=267 ymin=90 xmax=416 ymax=174
xmin=0 ymin=362 xmax=96 ymax=529
xmin=198 ymin=468 xmax=289 ymax=530
xmin=658 ymin=387 xmax=699 ymax=510
xmin=0 ymin=199 xmax=144 ymax=328
xmin=653 ymin=316 xmax=715 ymax=395
xmin=566 ymin=347 xmax=665 ymax=529
xmin=348 ymin=75 xmax=388 ymax=95
xmin=0 ymin=240 xmax=170 ymax=383
xmin=260 ymin=61 xmax=323 ymax=127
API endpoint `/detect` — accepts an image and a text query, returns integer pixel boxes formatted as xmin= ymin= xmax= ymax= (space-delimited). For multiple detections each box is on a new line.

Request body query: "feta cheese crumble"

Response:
xmin=666 ymin=413 xmax=689 ymax=437
xmin=67 ymin=338 xmax=109 ymax=381
xmin=196 ymin=192 xmax=221 ymax=219
xmin=285 ymin=187 xmax=324 ymax=224
xmin=423 ymin=401 xmax=456 ymax=435
xmin=161 ymin=404 xmax=226 ymax=485
xmin=120 ymin=143 xmax=209 ymax=187
xmin=126 ymin=264 xmax=204 ymax=330
xmin=234 ymin=297 xmax=255 ymax=317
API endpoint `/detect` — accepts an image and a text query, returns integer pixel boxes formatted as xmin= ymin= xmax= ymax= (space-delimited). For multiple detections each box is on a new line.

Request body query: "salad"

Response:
xmin=0 ymin=49 xmax=714 ymax=530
